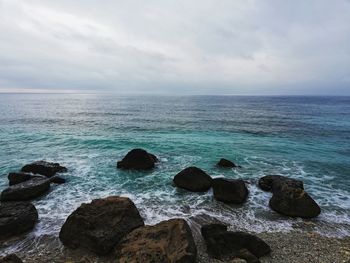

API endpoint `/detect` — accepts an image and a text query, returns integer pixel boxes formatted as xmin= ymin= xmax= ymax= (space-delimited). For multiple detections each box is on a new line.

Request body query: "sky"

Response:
xmin=0 ymin=0 xmax=350 ymax=95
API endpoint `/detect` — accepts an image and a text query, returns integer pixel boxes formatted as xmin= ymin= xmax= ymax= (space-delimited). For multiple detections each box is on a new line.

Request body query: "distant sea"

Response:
xmin=0 ymin=94 xmax=349 ymax=246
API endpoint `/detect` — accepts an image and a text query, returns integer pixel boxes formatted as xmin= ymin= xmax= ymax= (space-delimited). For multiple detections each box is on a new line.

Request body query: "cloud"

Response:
xmin=0 ymin=0 xmax=349 ymax=94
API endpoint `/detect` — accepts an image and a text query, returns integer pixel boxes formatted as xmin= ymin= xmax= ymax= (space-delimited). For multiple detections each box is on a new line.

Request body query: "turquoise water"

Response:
xmin=0 ymin=94 xmax=349 ymax=242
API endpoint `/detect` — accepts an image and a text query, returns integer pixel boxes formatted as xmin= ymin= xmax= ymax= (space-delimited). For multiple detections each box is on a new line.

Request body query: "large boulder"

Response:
xmin=117 ymin=149 xmax=158 ymax=170
xmin=269 ymin=186 xmax=321 ymax=218
xmin=173 ymin=167 xmax=212 ymax=192
xmin=201 ymin=224 xmax=270 ymax=262
xmin=21 ymin=161 xmax=67 ymax=177
xmin=59 ymin=196 xmax=144 ymax=255
xmin=258 ymin=175 xmax=303 ymax=193
xmin=115 ymin=219 xmax=197 ymax=263
xmin=0 ymin=202 xmax=38 ymax=239
xmin=8 ymin=172 xmax=32 ymax=186
xmin=217 ymin=158 xmax=241 ymax=168
xmin=212 ymin=178 xmax=248 ymax=204
xmin=1 ymin=178 xmax=51 ymax=201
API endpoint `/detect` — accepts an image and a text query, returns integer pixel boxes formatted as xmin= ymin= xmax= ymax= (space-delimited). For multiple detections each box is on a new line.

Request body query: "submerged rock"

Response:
xmin=8 ymin=172 xmax=32 ymax=186
xmin=201 ymin=224 xmax=270 ymax=262
xmin=59 ymin=196 xmax=144 ymax=255
xmin=1 ymin=178 xmax=51 ymax=201
xmin=0 ymin=254 xmax=23 ymax=263
xmin=21 ymin=161 xmax=67 ymax=177
xmin=212 ymin=178 xmax=248 ymax=204
xmin=0 ymin=202 xmax=38 ymax=239
xmin=115 ymin=218 xmax=197 ymax=263
xmin=173 ymin=166 xmax=212 ymax=192
xmin=217 ymin=158 xmax=241 ymax=168
xmin=258 ymin=175 xmax=303 ymax=193
xmin=117 ymin=149 xmax=158 ymax=170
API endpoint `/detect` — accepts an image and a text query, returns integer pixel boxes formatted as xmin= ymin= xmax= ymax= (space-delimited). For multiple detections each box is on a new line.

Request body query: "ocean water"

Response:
xmin=0 ymin=94 xmax=349 ymax=248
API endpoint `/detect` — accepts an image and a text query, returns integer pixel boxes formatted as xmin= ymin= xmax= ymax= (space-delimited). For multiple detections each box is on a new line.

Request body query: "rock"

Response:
xmin=0 ymin=254 xmax=23 ymax=263
xmin=0 ymin=202 xmax=38 ymax=239
xmin=117 ymin=149 xmax=158 ymax=170
xmin=59 ymin=196 xmax=144 ymax=255
xmin=201 ymin=224 xmax=270 ymax=262
xmin=217 ymin=158 xmax=241 ymax=168
xmin=258 ymin=175 xmax=303 ymax=193
xmin=115 ymin=218 xmax=197 ymax=263
xmin=212 ymin=178 xmax=248 ymax=204
xmin=1 ymin=178 xmax=51 ymax=201
xmin=269 ymin=186 xmax=321 ymax=218
xmin=21 ymin=161 xmax=67 ymax=177
xmin=8 ymin=172 xmax=32 ymax=186
xmin=173 ymin=167 xmax=212 ymax=192
xmin=50 ymin=176 xmax=66 ymax=184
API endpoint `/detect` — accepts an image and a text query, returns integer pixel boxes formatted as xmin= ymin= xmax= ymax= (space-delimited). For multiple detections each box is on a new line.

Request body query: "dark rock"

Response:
xmin=0 ymin=202 xmax=38 ymax=239
xmin=0 ymin=254 xmax=23 ymax=263
xmin=59 ymin=196 xmax=144 ymax=255
xmin=1 ymin=178 xmax=51 ymax=201
xmin=258 ymin=175 xmax=303 ymax=193
xmin=212 ymin=178 xmax=248 ymax=204
xmin=115 ymin=218 xmax=197 ymax=263
xmin=269 ymin=186 xmax=321 ymax=218
xmin=217 ymin=158 xmax=241 ymax=168
xmin=117 ymin=149 xmax=158 ymax=170
xmin=201 ymin=224 xmax=270 ymax=262
xmin=173 ymin=167 xmax=212 ymax=192
xmin=21 ymin=161 xmax=67 ymax=177
xmin=8 ymin=172 xmax=32 ymax=186
xmin=50 ymin=176 xmax=66 ymax=184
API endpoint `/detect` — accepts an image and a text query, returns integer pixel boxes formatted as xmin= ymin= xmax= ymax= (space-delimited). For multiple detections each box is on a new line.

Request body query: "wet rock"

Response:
xmin=217 ymin=158 xmax=241 ymax=168
xmin=59 ymin=196 xmax=144 ymax=255
xmin=173 ymin=166 xmax=212 ymax=192
xmin=0 ymin=254 xmax=23 ymax=263
xmin=1 ymin=178 xmax=51 ymax=201
xmin=21 ymin=161 xmax=67 ymax=177
xmin=201 ymin=224 xmax=270 ymax=262
xmin=212 ymin=178 xmax=248 ymax=204
xmin=50 ymin=176 xmax=66 ymax=184
xmin=269 ymin=186 xmax=321 ymax=218
xmin=117 ymin=149 xmax=158 ymax=170
xmin=115 ymin=218 xmax=197 ymax=263
xmin=258 ymin=175 xmax=303 ymax=193
xmin=0 ymin=202 xmax=38 ymax=239
xmin=8 ymin=172 xmax=32 ymax=186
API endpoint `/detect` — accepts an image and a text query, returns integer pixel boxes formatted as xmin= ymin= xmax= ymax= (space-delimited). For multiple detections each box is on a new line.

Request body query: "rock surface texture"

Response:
xmin=212 ymin=178 xmax=248 ymax=204
xmin=173 ymin=166 xmax=212 ymax=192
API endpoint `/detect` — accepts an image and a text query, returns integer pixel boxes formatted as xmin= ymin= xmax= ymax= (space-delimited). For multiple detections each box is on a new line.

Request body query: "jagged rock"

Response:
xmin=173 ymin=167 xmax=212 ymax=192
xmin=21 ymin=161 xmax=67 ymax=177
xmin=201 ymin=224 xmax=270 ymax=262
xmin=0 ymin=254 xmax=23 ymax=263
xmin=258 ymin=175 xmax=303 ymax=193
xmin=217 ymin=158 xmax=241 ymax=168
xmin=0 ymin=202 xmax=38 ymax=239
xmin=212 ymin=178 xmax=248 ymax=204
xmin=8 ymin=172 xmax=32 ymax=186
xmin=59 ymin=196 xmax=144 ymax=255
xmin=117 ymin=149 xmax=158 ymax=170
xmin=115 ymin=218 xmax=197 ymax=263
xmin=1 ymin=178 xmax=51 ymax=201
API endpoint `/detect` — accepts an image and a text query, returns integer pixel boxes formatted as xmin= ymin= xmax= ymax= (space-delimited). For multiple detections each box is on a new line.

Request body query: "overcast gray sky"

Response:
xmin=0 ymin=0 xmax=349 ymax=95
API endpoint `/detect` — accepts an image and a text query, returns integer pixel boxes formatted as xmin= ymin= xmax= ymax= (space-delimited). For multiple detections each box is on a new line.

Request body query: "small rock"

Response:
xmin=59 ymin=196 xmax=144 ymax=255
xmin=173 ymin=166 xmax=212 ymax=192
xmin=8 ymin=172 xmax=32 ymax=186
xmin=21 ymin=161 xmax=67 ymax=177
xmin=117 ymin=149 xmax=158 ymax=170
xmin=217 ymin=158 xmax=241 ymax=168
xmin=0 ymin=202 xmax=38 ymax=239
xmin=212 ymin=178 xmax=248 ymax=204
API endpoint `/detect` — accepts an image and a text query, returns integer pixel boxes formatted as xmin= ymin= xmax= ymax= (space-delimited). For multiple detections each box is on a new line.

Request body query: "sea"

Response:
xmin=0 ymin=94 xmax=349 ymax=253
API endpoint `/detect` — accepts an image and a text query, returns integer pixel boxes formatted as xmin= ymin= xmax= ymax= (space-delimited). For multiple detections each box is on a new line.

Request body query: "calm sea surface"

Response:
xmin=0 ymin=94 xmax=349 ymax=247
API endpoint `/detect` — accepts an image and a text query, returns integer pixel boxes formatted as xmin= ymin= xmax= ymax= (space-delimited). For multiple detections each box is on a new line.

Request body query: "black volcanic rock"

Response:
xmin=258 ymin=175 xmax=304 ymax=193
xmin=1 ymin=178 xmax=51 ymax=201
xmin=117 ymin=149 xmax=158 ymax=170
xmin=217 ymin=158 xmax=241 ymax=168
xmin=50 ymin=176 xmax=66 ymax=184
xmin=59 ymin=196 xmax=144 ymax=255
xmin=212 ymin=178 xmax=248 ymax=204
xmin=173 ymin=167 xmax=212 ymax=192
xmin=0 ymin=202 xmax=38 ymax=239
xmin=8 ymin=172 xmax=32 ymax=186
xmin=21 ymin=161 xmax=67 ymax=177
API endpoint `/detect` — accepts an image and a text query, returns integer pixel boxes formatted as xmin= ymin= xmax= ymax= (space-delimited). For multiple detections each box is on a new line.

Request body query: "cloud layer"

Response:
xmin=0 ymin=0 xmax=349 ymax=94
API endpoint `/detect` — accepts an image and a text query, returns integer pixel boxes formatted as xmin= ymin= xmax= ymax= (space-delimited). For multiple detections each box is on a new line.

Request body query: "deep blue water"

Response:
xmin=0 ymin=94 xmax=349 ymax=243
